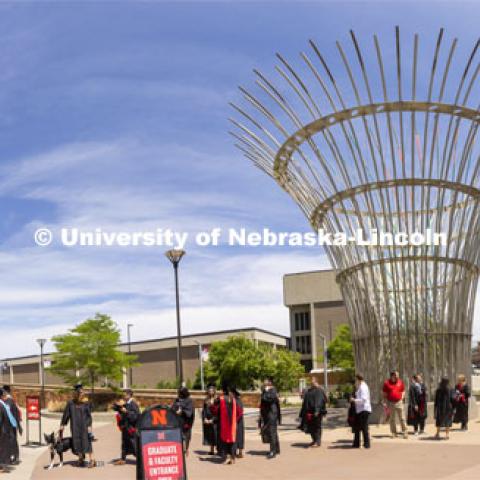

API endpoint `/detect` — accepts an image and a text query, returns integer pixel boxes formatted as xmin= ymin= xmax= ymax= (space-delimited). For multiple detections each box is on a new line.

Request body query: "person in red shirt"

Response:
xmin=383 ymin=371 xmax=407 ymax=439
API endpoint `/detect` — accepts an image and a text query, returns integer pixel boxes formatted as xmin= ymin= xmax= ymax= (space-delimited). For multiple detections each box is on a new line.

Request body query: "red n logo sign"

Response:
xmin=151 ymin=409 xmax=168 ymax=426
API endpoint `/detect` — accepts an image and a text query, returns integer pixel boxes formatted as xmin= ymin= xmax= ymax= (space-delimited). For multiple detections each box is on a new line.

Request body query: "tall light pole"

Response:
xmin=36 ymin=338 xmax=47 ymax=444
xmin=165 ymin=249 xmax=186 ymax=387
xmin=193 ymin=341 xmax=205 ymax=391
xmin=316 ymin=332 xmax=328 ymax=393
xmin=127 ymin=323 xmax=134 ymax=388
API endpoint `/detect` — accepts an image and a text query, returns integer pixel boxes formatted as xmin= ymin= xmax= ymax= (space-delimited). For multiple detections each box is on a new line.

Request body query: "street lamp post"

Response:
xmin=316 ymin=333 xmax=328 ymax=393
xmin=193 ymin=341 xmax=205 ymax=391
xmin=127 ymin=323 xmax=134 ymax=388
xmin=165 ymin=249 xmax=186 ymax=387
xmin=36 ymin=338 xmax=47 ymax=444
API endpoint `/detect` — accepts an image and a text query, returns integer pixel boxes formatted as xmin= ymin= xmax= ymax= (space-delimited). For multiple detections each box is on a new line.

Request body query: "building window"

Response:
xmin=295 ymin=335 xmax=312 ymax=354
xmin=301 ymin=359 xmax=313 ymax=372
xmin=294 ymin=311 xmax=310 ymax=331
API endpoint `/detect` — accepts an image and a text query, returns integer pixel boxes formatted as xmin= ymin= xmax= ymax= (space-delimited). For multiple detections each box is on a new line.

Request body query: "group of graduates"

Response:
xmin=199 ymin=376 xmax=331 ymax=464
xmin=1 ymin=371 xmax=474 ymax=472
xmin=200 ymin=378 xmax=283 ymax=463
xmin=394 ymin=372 xmax=471 ymax=439
xmin=0 ymin=386 xmax=22 ymax=474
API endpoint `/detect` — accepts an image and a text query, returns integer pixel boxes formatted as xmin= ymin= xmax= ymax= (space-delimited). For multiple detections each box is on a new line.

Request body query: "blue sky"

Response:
xmin=0 ymin=0 xmax=479 ymax=358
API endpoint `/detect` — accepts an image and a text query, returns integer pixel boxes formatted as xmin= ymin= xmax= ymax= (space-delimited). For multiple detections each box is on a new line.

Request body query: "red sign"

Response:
xmin=26 ymin=396 xmax=40 ymax=420
xmin=141 ymin=429 xmax=185 ymax=480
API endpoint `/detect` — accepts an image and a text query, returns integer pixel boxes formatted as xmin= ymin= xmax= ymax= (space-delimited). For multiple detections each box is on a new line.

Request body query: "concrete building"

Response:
xmin=283 ymin=269 xmax=349 ymax=372
xmin=0 ymin=327 xmax=288 ymax=389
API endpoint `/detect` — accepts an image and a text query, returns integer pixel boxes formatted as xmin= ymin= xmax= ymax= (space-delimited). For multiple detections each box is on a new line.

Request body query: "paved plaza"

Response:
xmin=9 ymin=407 xmax=478 ymax=480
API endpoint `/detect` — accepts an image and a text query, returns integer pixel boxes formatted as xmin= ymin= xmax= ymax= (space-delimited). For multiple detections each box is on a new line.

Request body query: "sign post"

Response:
xmin=136 ymin=405 xmax=186 ymax=480
xmin=25 ymin=395 xmax=42 ymax=447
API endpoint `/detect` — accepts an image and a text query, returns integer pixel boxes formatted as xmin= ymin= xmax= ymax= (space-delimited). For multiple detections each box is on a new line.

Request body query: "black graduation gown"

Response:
xmin=201 ymin=399 xmax=217 ymax=447
xmin=119 ymin=400 xmax=140 ymax=457
xmin=214 ymin=395 xmax=243 ymax=456
xmin=407 ymin=383 xmax=428 ymax=425
xmin=453 ymin=384 xmax=470 ymax=424
xmin=4 ymin=398 xmax=21 ymax=461
xmin=173 ymin=397 xmax=195 ymax=444
xmin=259 ymin=387 xmax=281 ymax=453
xmin=434 ymin=387 xmax=455 ymax=428
xmin=235 ymin=395 xmax=245 ymax=450
xmin=301 ymin=386 xmax=327 ymax=435
xmin=0 ymin=404 xmax=14 ymax=465
xmin=61 ymin=400 xmax=92 ymax=455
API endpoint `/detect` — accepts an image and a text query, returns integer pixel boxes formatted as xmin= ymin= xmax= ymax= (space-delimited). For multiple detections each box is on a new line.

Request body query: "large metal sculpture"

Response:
xmin=231 ymin=28 xmax=480 ymax=400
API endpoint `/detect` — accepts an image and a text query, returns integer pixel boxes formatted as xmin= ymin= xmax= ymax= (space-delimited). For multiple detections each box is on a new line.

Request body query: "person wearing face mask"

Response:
xmin=350 ymin=373 xmax=371 ymax=449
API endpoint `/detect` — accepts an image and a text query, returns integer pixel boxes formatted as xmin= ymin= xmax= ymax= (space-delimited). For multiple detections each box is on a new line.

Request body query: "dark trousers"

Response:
xmin=353 ymin=411 xmax=370 ymax=448
xmin=413 ymin=417 xmax=425 ymax=433
xmin=269 ymin=423 xmax=280 ymax=454
xmin=309 ymin=417 xmax=322 ymax=445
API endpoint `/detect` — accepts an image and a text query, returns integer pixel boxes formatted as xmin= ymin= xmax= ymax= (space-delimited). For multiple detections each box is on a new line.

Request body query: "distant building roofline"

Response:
xmin=283 ymin=268 xmax=335 ymax=279
xmin=0 ymin=326 xmax=289 ymax=363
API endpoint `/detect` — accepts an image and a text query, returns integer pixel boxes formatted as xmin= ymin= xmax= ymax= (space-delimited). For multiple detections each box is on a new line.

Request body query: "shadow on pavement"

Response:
xmin=245 ymin=450 xmax=269 ymax=456
xmin=328 ymin=441 xmax=354 ymax=450
xmin=197 ymin=456 xmax=227 ymax=464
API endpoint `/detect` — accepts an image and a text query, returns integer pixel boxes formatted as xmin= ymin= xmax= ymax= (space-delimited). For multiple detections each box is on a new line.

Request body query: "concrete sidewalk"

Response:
xmin=29 ymin=415 xmax=480 ymax=480
xmin=4 ymin=409 xmax=111 ymax=480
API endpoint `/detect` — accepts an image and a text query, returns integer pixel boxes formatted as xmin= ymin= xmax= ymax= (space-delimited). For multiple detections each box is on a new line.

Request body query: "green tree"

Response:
xmin=49 ymin=313 xmax=137 ymax=392
xmin=197 ymin=335 xmax=304 ymax=391
xmin=259 ymin=346 xmax=305 ymax=392
xmin=327 ymin=324 xmax=355 ymax=379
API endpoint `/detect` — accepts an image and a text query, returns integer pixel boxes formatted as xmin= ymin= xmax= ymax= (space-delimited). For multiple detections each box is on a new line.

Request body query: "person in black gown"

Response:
xmin=434 ymin=377 xmax=455 ymax=440
xmin=300 ymin=377 xmax=327 ymax=448
xmin=201 ymin=384 xmax=217 ymax=455
xmin=113 ymin=389 xmax=140 ymax=465
xmin=212 ymin=383 xmax=243 ymax=465
xmin=172 ymin=387 xmax=195 ymax=457
xmin=453 ymin=374 xmax=471 ymax=431
xmin=1 ymin=386 xmax=21 ymax=464
xmin=60 ymin=384 xmax=96 ymax=467
xmin=258 ymin=378 xmax=281 ymax=459
xmin=0 ymin=387 xmax=18 ymax=472
xmin=232 ymin=386 xmax=245 ymax=458
xmin=407 ymin=374 xmax=427 ymax=435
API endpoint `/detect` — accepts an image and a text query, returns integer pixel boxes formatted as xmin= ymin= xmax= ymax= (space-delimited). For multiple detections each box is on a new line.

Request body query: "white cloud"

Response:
xmin=0 ymin=136 xmax=478 ymax=362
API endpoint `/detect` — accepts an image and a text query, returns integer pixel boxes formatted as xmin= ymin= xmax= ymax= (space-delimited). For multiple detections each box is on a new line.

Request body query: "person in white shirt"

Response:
xmin=350 ymin=373 xmax=372 ymax=449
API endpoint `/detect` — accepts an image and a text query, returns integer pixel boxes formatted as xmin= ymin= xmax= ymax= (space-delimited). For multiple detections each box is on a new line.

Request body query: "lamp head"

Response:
xmin=165 ymin=249 xmax=186 ymax=266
